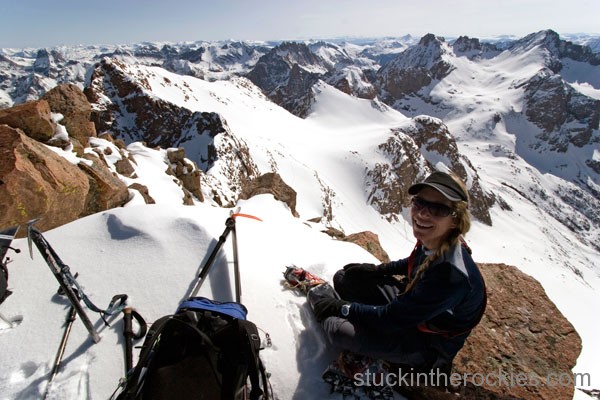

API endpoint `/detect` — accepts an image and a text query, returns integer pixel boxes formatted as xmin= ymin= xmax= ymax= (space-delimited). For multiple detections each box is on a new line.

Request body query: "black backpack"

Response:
xmin=115 ymin=297 xmax=271 ymax=400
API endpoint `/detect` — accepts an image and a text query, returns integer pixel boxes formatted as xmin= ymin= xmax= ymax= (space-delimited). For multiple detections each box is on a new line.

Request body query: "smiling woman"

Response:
xmin=307 ymin=170 xmax=487 ymax=379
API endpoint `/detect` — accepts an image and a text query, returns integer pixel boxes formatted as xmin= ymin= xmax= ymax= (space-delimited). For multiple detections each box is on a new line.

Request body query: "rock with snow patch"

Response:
xmin=247 ymin=41 xmax=377 ymax=117
xmin=0 ymin=125 xmax=89 ymax=233
xmin=366 ymin=128 xmax=425 ymax=220
xmin=524 ymin=70 xmax=600 ymax=152
xmin=42 ymin=83 xmax=97 ymax=146
xmin=166 ymin=147 xmax=204 ymax=202
xmin=128 ymin=183 xmax=155 ymax=204
xmin=85 ymin=58 xmax=231 ymax=171
xmin=78 ymin=153 xmax=130 ymax=214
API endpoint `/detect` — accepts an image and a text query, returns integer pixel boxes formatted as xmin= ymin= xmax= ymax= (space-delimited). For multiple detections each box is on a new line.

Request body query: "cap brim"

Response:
xmin=408 ymin=183 xmax=464 ymax=202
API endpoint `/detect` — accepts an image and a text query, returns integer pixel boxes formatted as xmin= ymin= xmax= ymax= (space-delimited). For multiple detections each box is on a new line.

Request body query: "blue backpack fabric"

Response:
xmin=178 ymin=297 xmax=248 ymax=320
xmin=115 ymin=296 xmax=270 ymax=400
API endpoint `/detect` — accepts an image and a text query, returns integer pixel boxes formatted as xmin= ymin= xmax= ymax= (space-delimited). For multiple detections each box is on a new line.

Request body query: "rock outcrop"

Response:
xmin=166 ymin=147 xmax=204 ymax=203
xmin=0 ymin=125 xmax=90 ymax=234
xmin=524 ymin=70 xmax=600 ymax=152
xmin=247 ymin=43 xmax=322 ymax=118
xmin=85 ymin=58 xmax=248 ymax=172
xmin=239 ymin=172 xmax=299 ymax=217
xmin=42 ymin=83 xmax=97 ymax=147
xmin=246 ymin=41 xmax=377 ymax=117
xmin=0 ymin=96 xmax=129 ymax=233
xmin=342 ymin=231 xmax=390 ymax=263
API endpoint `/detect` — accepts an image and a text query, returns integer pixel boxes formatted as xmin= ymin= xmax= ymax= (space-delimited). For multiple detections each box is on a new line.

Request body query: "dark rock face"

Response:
xmin=85 ymin=58 xmax=231 ymax=171
xmin=246 ymin=42 xmax=323 ymax=118
xmin=524 ymin=70 xmax=600 ymax=152
xmin=247 ymin=41 xmax=378 ymax=117
xmin=376 ymin=34 xmax=455 ymax=103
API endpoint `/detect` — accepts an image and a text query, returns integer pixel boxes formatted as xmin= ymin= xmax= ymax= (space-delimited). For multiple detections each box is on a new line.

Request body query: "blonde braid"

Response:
xmin=403 ymin=236 xmax=459 ymax=293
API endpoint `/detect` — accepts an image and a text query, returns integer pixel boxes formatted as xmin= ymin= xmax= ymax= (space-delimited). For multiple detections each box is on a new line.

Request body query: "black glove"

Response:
xmin=312 ymin=298 xmax=349 ymax=322
xmin=342 ymin=263 xmax=383 ymax=278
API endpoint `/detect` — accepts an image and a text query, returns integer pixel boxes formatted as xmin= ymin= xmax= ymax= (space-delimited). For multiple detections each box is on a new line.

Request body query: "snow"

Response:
xmin=1 ymin=48 xmax=599 ymax=399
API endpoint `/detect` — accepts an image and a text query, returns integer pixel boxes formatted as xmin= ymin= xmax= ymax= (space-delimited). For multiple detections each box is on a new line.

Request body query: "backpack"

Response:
xmin=115 ymin=296 xmax=271 ymax=400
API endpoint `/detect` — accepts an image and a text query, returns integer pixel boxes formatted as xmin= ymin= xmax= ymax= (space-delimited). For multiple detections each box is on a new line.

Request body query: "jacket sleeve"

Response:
xmin=348 ymin=263 xmax=469 ymax=332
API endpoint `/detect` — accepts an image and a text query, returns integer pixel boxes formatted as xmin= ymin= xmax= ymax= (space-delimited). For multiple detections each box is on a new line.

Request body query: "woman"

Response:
xmin=309 ymin=171 xmax=487 ymax=373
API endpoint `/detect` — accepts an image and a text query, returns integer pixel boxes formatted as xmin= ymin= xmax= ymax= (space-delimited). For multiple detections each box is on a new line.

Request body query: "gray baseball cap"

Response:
xmin=408 ymin=171 xmax=468 ymax=202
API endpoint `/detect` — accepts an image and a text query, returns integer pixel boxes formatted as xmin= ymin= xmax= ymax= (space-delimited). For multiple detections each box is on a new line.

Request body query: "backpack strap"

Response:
xmin=238 ymin=319 xmax=269 ymax=400
xmin=118 ymin=314 xmax=222 ymax=399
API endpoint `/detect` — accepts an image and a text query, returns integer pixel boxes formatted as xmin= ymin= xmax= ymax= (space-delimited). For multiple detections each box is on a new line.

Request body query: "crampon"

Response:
xmin=283 ymin=265 xmax=327 ymax=294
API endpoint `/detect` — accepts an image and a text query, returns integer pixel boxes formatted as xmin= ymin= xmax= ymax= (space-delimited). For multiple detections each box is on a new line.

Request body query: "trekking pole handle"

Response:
xmin=123 ymin=307 xmax=134 ymax=372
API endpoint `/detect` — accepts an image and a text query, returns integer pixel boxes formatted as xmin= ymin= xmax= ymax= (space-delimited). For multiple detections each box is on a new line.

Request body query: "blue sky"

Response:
xmin=1 ymin=0 xmax=598 ymax=48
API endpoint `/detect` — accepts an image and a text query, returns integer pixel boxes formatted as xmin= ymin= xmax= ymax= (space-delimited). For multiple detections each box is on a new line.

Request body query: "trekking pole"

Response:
xmin=189 ymin=212 xmax=262 ymax=299
xmin=121 ymin=307 xmax=147 ymax=374
xmin=123 ymin=307 xmax=134 ymax=373
xmin=43 ymin=304 xmax=77 ymax=399
xmin=231 ymin=221 xmax=242 ymax=303
xmin=27 ymin=223 xmax=101 ymax=343
xmin=190 ymin=217 xmax=236 ymax=298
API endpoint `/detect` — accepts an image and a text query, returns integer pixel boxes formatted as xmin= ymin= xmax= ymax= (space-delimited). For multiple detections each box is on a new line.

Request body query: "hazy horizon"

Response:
xmin=1 ymin=0 xmax=598 ymax=49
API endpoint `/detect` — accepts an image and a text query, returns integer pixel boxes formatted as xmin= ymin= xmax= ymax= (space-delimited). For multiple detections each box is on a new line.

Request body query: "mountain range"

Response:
xmin=1 ymin=29 xmax=600 ymax=397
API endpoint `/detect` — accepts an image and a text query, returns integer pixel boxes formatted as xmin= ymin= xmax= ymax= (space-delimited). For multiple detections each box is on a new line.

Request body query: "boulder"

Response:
xmin=42 ymin=83 xmax=97 ymax=146
xmin=79 ymin=153 xmax=130 ymax=214
xmin=0 ymin=125 xmax=89 ymax=234
xmin=0 ymin=100 xmax=56 ymax=142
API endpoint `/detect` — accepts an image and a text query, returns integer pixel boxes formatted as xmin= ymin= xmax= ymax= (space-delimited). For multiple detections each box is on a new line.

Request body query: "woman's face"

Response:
xmin=410 ymin=187 xmax=457 ymax=250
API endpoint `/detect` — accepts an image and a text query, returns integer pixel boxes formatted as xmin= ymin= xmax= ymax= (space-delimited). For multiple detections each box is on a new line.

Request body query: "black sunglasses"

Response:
xmin=411 ymin=196 xmax=455 ymax=218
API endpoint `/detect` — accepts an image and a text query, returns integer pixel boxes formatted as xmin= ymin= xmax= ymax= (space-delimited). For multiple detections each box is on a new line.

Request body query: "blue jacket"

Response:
xmin=348 ymin=243 xmax=486 ymax=360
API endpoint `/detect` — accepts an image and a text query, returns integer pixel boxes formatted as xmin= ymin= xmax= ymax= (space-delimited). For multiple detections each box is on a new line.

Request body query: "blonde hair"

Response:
xmin=404 ymin=174 xmax=471 ymax=293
